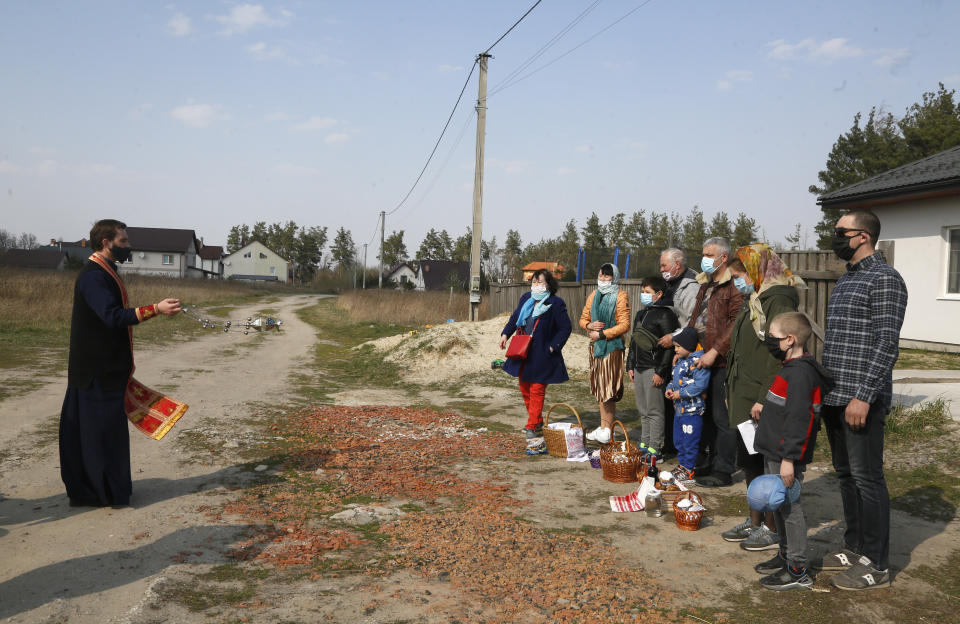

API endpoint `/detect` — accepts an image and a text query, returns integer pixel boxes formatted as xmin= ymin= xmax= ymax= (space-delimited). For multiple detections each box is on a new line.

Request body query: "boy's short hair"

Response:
xmin=771 ymin=312 xmax=812 ymax=346
xmin=90 ymin=219 xmax=127 ymax=251
xmin=728 ymin=258 xmax=746 ymax=273
xmin=640 ymin=275 xmax=667 ymax=293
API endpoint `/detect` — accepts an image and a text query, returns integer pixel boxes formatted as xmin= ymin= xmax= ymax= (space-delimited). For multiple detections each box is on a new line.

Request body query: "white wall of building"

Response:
xmin=223 ymin=241 xmax=288 ymax=283
xmin=119 ymin=248 xmax=197 ymax=278
xmin=873 ymin=195 xmax=960 ymax=351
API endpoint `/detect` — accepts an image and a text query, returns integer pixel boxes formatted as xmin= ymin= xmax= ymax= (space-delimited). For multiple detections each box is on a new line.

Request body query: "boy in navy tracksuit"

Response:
xmin=664 ymin=327 xmax=710 ymax=484
xmin=752 ymin=312 xmax=835 ymax=591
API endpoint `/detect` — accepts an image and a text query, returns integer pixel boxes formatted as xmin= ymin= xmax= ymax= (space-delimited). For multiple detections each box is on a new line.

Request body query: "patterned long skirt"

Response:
xmin=589 ymin=346 xmax=624 ymax=403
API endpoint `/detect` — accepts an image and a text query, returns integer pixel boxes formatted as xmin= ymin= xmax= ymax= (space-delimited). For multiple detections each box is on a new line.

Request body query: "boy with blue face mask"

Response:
xmin=626 ymin=276 xmax=680 ymax=459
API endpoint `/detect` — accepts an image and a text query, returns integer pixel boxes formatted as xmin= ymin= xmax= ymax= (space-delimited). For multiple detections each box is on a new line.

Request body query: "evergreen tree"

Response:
xmin=624 ymin=210 xmax=649 ymax=248
xmin=452 ymin=228 xmax=472 ymax=262
xmin=581 ymin=212 xmax=605 ymax=251
xmin=648 ymin=211 xmax=671 ymax=250
xmin=682 ymin=205 xmax=708 ymax=252
xmin=709 ymin=211 xmax=733 ymax=243
xmin=731 ymin=212 xmax=758 ymax=249
xmin=504 ymin=229 xmax=523 ymax=281
xmin=330 ymin=227 xmax=355 ymax=273
xmin=381 ymin=230 xmax=408 ymax=267
xmin=604 ymin=212 xmax=627 ymax=249
xmin=251 ymin=221 xmax=268 ymax=244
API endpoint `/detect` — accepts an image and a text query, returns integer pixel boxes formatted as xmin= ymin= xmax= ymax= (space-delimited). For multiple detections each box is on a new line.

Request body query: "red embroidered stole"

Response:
xmin=88 ymin=254 xmax=189 ymax=440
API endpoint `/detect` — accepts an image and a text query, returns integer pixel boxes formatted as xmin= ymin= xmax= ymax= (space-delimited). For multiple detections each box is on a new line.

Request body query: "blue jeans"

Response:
xmin=822 ymin=402 xmax=890 ymax=570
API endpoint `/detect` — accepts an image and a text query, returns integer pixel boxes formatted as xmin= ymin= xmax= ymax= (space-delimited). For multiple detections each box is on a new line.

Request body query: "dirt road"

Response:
xmin=0 ymin=294 xmax=324 ymax=623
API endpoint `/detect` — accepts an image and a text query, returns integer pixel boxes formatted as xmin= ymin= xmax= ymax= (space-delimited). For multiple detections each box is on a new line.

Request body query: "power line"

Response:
xmin=490 ymin=0 xmax=656 ymax=97
xmin=385 ymin=60 xmax=478 ymax=216
xmin=483 ymin=0 xmax=543 ymax=54
xmin=488 ymin=0 xmax=604 ymax=94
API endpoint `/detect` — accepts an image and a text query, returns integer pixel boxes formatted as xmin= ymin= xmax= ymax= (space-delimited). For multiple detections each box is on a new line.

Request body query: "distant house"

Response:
xmin=0 ymin=248 xmax=67 ymax=270
xmin=197 ymin=244 xmax=224 ymax=279
xmin=43 ymin=238 xmax=92 ymax=265
xmin=121 ymin=227 xmax=202 ymax=279
xmin=222 ymin=241 xmax=289 ymax=283
xmin=817 ymin=144 xmax=960 ymax=352
xmin=384 ymin=260 xmax=469 ymax=291
xmin=385 ymin=262 xmax=419 ymax=289
xmin=521 ymin=261 xmax=565 ymax=281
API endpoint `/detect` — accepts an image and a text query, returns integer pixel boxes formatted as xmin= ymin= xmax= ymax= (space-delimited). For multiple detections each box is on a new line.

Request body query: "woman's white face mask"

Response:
xmin=531 ymin=283 xmax=547 ymax=294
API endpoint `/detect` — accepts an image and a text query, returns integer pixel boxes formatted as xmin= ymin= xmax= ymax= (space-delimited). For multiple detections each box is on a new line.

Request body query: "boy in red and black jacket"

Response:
xmin=753 ymin=312 xmax=834 ymax=591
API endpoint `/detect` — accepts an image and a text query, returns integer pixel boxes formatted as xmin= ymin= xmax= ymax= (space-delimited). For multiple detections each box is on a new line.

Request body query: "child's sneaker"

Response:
xmin=638 ymin=442 xmax=648 ymax=458
xmin=671 ymin=465 xmax=695 ymax=487
xmin=721 ymin=517 xmax=758 ymax=542
xmin=585 ymin=427 xmax=611 ymax=444
xmin=755 ymin=551 xmax=787 ymax=574
xmin=830 ymin=557 xmax=890 ymax=590
xmin=760 ymin=566 xmax=813 ymax=591
xmin=740 ymin=523 xmax=780 ymax=551
xmin=524 ymin=428 xmax=538 ymax=440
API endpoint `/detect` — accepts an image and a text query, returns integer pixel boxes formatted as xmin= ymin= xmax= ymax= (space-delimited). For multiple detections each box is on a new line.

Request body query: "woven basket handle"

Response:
xmin=543 ymin=403 xmax=583 ymax=429
xmin=611 ymin=420 xmax=630 ymax=446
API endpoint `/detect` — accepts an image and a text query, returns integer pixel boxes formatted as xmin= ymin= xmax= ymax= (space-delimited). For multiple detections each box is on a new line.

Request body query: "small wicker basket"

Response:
xmin=599 ymin=420 xmax=643 ymax=483
xmin=542 ymin=403 xmax=583 ymax=458
xmin=673 ymin=491 xmax=705 ymax=531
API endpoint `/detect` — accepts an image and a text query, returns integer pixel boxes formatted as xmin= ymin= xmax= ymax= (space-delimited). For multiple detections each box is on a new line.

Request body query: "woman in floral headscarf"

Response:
xmin=579 ymin=263 xmax=631 ymax=444
xmin=719 ymin=243 xmax=806 ymax=548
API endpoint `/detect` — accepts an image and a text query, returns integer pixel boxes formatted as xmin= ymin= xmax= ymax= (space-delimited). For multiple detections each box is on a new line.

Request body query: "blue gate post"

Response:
xmin=613 ymin=245 xmax=619 ymax=268
xmin=624 ymin=253 xmax=631 ymax=279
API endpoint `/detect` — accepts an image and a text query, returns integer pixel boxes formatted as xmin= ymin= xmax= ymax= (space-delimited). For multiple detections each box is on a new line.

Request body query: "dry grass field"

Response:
xmin=336 ymin=289 xmax=491 ymax=325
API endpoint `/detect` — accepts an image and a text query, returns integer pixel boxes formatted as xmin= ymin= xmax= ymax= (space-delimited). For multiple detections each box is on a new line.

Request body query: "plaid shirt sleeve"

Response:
xmin=856 ymin=268 xmax=908 ymax=404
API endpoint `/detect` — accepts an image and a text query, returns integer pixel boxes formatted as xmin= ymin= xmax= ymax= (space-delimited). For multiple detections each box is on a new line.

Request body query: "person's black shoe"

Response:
xmin=755 ymin=551 xmax=787 ymax=574
xmin=695 ymin=473 xmax=732 ymax=488
xmin=693 ymin=462 xmax=712 ymax=477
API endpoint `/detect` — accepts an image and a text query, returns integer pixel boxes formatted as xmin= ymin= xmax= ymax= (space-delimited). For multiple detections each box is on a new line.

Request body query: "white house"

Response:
xmin=385 ymin=262 xmax=420 ymax=289
xmin=384 ymin=260 xmax=469 ymax=291
xmin=222 ymin=241 xmax=289 ymax=283
xmin=818 ymin=145 xmax=960 ymax=352
xmin=121 ymin=227 xmax=203 ymax=279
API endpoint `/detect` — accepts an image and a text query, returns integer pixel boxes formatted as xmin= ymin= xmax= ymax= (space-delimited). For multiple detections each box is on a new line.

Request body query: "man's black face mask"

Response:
xmin=111 ymin=245 xmax=133 ymax=263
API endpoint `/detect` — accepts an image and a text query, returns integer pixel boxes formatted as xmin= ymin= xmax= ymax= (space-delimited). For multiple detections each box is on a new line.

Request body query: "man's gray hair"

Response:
xmin=703 ymin=237 xmax=731 ymax=256
xmin=662 ymin=247 xmax=686 ymax=268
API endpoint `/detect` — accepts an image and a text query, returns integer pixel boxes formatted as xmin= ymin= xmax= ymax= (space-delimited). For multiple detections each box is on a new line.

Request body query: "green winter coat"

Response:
xmin=725 ymin=284 xmax=799 ymax=428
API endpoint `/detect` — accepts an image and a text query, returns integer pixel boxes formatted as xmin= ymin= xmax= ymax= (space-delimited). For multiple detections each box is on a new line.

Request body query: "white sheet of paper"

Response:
xmin=738 ymin=419 xmax=759 ymax=455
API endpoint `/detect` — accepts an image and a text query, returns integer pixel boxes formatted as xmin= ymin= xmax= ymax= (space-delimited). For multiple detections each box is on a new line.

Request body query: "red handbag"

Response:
xmin=506 ymin=318 xmax=540 ymax=360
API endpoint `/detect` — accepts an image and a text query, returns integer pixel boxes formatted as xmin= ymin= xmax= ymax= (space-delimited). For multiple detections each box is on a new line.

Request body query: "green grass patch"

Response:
xmin=341 ymin=494 xmax=378 ymax=505
xmin=195 ymin=563 xmax=271 ymax=582
xmin=163 ymin=581 xmax=256 ymax=612
xmin=710 ymin=493 xmax=750 ymax=518
xmin=888 ymin=464 xmax=960 ymax=522
xmin=886 ymin=398 xmax=952 ymax=444
xmin=913 ymin=548 xmax=960 ymax=598
xmin=895 ymin=348 xmax=960 ymax=370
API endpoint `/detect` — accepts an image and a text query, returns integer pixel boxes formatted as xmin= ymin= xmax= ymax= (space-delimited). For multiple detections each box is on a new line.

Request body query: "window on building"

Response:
xmin=243 ymin=252 xmax=251 ymax=258
xmin=949 ymin=227 xmax=960 ymax=294
xmin=270 ymin=266 xmax=276 ymax=275
xmin=400 ymin=275 xmax=408 ymax=283
xmin=260 ymin=252 xmax=268 ymax=259
xmin=162 ymin=254 xmax=173 ymax=265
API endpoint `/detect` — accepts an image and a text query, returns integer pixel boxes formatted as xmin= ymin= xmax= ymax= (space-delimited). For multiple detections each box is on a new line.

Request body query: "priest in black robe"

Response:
xmin=60 ymin=219 xmax=181 ymax=507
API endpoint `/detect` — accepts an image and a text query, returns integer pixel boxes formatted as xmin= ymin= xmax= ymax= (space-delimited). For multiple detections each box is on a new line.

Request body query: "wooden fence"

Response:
xmin=490 ymin=250 xmax=853 ymax=359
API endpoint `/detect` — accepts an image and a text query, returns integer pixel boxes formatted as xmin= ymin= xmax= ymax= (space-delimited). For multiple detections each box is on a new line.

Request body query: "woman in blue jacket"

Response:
xmin=499 ymin=269 xmax=572 ymax=438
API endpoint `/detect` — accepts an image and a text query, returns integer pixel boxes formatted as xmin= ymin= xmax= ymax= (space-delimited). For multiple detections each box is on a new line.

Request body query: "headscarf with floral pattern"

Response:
xmin=736 ymin=243 xmax=806 ymax=337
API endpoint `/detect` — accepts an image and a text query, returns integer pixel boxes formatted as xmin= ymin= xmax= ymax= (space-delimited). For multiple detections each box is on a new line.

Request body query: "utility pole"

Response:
xmin=469 ymin=53 xmax=491 ymax=322
xmin=378 ymin=210 xmax=385 ymax=289
xmin=362 ymin=243 xmax=368 ymax=289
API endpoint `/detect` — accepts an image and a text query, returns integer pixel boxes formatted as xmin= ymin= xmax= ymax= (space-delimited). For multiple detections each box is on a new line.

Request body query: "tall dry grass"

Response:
xmin=0 ymin=268 xmax=275 ymax=336
xmin=335 ymin=290 xmax=491 ymax=325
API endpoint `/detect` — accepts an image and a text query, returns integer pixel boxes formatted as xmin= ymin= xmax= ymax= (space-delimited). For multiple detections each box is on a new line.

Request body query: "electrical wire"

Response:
xmin=490 ymin=0 xmax=655 ymax=97
xmin=483 ymin=0 xmax=543 ymax=54
xmin=488 ymin=0 xmax=603 ymax=95
xmin=385 ymin=60 xmax=478 ymax=216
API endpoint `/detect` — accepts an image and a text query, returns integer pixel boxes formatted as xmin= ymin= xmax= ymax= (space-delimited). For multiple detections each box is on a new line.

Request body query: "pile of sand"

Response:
xmin=361 ymin=315 xmax=591 ymax=385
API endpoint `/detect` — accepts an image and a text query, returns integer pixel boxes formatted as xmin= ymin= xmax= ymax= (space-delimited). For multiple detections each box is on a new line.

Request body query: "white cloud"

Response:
xmin=874 ymin=48 xmax=911 ymax=72
xmin=556 ymin=167 xmax=576 ymax=176
xmin=325 ymin=133 xmax=350 ymax=144
xmin=716 ymin=69 xmax=752 ymax=92
xmin=247 ymin=41 xmax=289 ymax=62
xmin=716 ymin=80 xmax=733 ymax=92
xmin=439 ymin=64 xmax=463 ymax=72
xmin=169 ymin=104 xmax=225 ymax=128
xmin=215 ymin=4 xmax=291 ymax=36
xmin=167 ymin=12 xmax=192 ymax=36
xmin=294 ymin=116 xmax=337 ymax=131
xmin=273 ymin=162 xmax=320 ymax=175
xmin=767 ymin=37 xmax=864 ymax=62
xmin=575 ymin=145 xmax=593 ymax=153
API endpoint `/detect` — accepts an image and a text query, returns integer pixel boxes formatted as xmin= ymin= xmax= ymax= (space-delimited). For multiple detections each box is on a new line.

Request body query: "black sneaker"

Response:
xmin=695 ymin=473 xmax=732 ymax=488
xmin=755 ymin=551 xmax=787 ymax=574
xmin=831 ymin=559 xmax=891 ymax=590
xmin=760 ymin=566 xmax=813 ymax=591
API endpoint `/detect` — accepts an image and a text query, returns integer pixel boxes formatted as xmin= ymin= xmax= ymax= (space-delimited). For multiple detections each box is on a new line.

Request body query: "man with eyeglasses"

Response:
xmin=820 ymin=210 xmax=907 ymax=591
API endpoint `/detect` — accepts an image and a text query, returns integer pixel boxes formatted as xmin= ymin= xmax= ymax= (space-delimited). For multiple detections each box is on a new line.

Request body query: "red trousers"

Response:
xmin=519 ymin=380 xmax=548 ymax=430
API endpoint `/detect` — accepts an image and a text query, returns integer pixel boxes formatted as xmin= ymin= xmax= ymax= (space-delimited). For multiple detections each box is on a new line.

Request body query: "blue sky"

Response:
xmin=2 ymin=1 xmax=959 ymax=260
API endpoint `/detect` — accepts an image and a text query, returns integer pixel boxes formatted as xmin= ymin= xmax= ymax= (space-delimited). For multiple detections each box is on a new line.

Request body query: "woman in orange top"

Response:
xmin=580 ymin=263 xmax=631 ymax=443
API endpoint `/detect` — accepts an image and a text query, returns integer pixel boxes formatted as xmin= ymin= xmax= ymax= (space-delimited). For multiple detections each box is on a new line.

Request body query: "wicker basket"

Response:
xmin=660 ymin=486 xmax=687 ymax=511
xmin=599 ymin=420 xmax=643 ymax=483
xmin=673 ymin=491 xmax=705 ymax=531
xmin=542 ymin=403 xmax=583 ymax=458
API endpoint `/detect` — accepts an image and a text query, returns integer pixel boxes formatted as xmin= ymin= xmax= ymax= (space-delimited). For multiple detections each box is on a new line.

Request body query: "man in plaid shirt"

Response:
xmin=820 ymin=210 xmax=907 ymax=591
